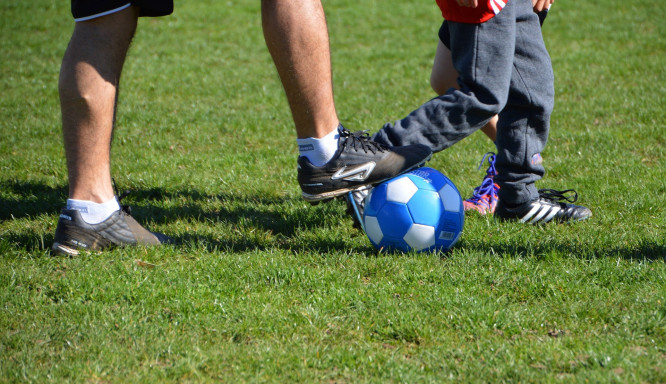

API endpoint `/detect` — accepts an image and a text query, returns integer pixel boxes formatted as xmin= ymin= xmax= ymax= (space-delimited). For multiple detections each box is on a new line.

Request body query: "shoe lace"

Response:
xmin=538 ymin=188 xmax=579 ymax=204
xmin=477 ymin=152 xmax=498 ymax=178
xmin=465 ymin=152 xmax=499 ymax=205
xmin=113 ymin=178 xmax=133 ymax=215
xmin=466 ymin=176 xmax=499 ymax=204
xmin=339 ymin=127 xmax=387 ymax=155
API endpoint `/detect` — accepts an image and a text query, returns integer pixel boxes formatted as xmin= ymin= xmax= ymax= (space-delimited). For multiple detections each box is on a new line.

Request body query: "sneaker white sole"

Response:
xmin=302 ymin=186 xmax=360 ymax=202
xmin=51 ymin=242 xmax=81 ymax=256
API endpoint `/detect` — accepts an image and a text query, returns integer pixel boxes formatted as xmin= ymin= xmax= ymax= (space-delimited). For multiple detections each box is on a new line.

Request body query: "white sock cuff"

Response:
xmin=66 ymin=197 xmax=120 ymax=224
xmin=297 ymin=128 xmax=340 ymax=167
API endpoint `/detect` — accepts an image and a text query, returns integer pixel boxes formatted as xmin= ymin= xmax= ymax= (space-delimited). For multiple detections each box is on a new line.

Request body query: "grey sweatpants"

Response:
xmin=373 ymin=0 xmax=554 ymax=206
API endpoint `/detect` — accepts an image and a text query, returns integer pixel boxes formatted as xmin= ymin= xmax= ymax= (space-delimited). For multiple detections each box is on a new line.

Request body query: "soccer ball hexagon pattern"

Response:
xmin=363 ymin=167 xmax=464 ymax=253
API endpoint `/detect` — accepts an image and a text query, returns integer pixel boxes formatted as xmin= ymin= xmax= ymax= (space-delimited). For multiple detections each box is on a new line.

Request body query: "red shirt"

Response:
xmin=436 ymin=0 xmax=508 ymax=23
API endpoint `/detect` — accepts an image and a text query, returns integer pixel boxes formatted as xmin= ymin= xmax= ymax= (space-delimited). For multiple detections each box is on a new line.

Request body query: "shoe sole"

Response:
xmin=463 ymin=206 xmax=492 ymax=215
xmin=494 ymin=213 xmax=592 ymax=224
xmin=302 ymin=186 xmax=364 ymax=202
xmin=301 ymin=154 xmax=432 ymax=202
xmin=51 ymin=242 xmax=82 ymax=256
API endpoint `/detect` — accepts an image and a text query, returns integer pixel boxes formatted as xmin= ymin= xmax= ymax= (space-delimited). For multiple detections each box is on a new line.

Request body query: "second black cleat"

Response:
xmin=494 ymin=189 xmax=592 ymax=224
xmin=345 ymin=186 xmax=371 ymax=231
xmin=298 ymin=125 xmax=432 ymax=202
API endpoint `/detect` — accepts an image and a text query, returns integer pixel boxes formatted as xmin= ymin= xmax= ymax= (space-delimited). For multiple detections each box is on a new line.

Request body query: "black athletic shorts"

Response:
xmin=438 ymin=9 xmax=548 ymax=49
xmin=71 ymin=0 xmax=173 ymax=21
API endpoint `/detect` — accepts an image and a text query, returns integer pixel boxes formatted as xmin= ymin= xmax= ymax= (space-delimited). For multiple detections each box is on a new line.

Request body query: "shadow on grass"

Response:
xmin=0 ymin=180 xmax=67 ymax=220
xmin=462 ymin=239 xmax=666 ymax=262
xmin=0 ymin=180 xmax=362 ymax=254
xmin=2 ymin=180 xmax=664 ymax=260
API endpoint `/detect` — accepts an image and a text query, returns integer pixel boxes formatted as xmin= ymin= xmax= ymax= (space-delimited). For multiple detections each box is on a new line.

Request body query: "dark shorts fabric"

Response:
xmin=438 ymin=9 xmax=548 ymax=49
xmin=71 ymin=0 xmax=173 ymax=21
xmin=438 ymin=20 xmax=451 ymax=50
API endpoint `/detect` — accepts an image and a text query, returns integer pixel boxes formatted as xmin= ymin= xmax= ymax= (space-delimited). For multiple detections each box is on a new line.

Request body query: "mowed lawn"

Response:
xmin=0 ymin=0 xmax=664 ymax=382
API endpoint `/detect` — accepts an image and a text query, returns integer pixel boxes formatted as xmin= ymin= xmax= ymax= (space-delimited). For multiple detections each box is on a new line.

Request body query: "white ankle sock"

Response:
xmin=66 ymin=198 xmax=120 ymax=224
xmin=297 ymin=128 xmax=340 ymax=167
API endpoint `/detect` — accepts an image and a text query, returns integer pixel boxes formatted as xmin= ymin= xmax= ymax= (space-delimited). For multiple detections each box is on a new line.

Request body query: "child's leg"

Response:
xmin=495 ymin=0 xmax=554 ymax=206
xmin=429 ymin=40 xmax=458 ymax=96
xmin=373 ymin=3 xmax=517 ymax=153
xmin=430 ymin=26 xmax=497 ymax=143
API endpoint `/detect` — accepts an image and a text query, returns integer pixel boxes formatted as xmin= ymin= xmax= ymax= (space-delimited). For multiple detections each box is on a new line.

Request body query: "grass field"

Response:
xmin=1 ymin=0 xmax=664 ymax=382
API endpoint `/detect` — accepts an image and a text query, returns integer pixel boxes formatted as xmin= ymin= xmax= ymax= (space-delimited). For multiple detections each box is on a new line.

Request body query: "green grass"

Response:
xmin=1 ymin=0 xmax=664 ymax=382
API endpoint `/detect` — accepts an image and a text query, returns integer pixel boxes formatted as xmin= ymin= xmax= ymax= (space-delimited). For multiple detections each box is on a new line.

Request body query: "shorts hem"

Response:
xmin=74 ymin=3 xmax=131 ymax=22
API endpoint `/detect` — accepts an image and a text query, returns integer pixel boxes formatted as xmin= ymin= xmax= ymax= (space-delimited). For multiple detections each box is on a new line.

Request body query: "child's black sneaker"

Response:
xmin=494 ymin=189 xmax=592 ymax=224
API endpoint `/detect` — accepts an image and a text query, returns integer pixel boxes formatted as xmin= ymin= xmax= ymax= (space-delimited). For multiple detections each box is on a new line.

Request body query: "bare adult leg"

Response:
xmin=53 ymin=6 xmax=170 ymax=255
xmin=261 ymin=0 xmax=432 ymax=204
xmin=261 ymin=0 xmax=339 ymax=139
xmin=59 ymin=6 xmax=139 ymax=203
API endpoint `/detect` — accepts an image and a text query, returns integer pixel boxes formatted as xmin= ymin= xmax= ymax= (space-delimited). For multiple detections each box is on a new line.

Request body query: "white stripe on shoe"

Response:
xmin=520 ymin=201 xmax=562 ymax=224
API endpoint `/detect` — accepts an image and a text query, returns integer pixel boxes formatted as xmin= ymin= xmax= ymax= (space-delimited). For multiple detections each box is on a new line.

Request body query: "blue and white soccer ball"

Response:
xmin=362 ymin=167 xmax=464 ymax=253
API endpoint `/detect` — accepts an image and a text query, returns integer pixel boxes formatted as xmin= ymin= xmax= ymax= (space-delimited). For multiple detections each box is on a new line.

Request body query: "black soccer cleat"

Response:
xmin=298 ymin=125 xmax=432 ymax=202
xmin=494 ymin=189 xmax=592 ymax=224
xmin=51 ymin=198 xmax=171 ymax=256
xmin=345 ymin=186 xmax=371 ymax=231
